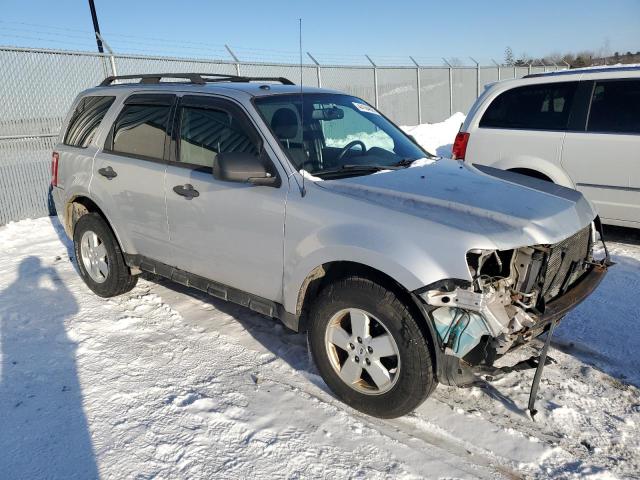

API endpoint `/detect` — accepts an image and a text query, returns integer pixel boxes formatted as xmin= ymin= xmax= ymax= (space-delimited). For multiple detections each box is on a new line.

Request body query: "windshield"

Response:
xmin=254 ymin=93 xmax=430 ymax=178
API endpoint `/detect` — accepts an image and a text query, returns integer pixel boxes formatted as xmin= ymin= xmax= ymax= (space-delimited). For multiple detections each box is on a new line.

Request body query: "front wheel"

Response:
xmin=308 ymin=276 xmax=436 ymax=418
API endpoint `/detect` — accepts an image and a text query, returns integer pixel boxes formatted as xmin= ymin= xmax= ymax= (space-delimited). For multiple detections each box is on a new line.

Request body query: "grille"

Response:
xmin=541 ymin=225 xmax=592 ymax=301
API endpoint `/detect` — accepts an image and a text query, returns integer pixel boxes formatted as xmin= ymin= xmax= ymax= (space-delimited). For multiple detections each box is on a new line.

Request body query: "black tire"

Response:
xmin=308 ymin=276 xmax=436 ymax=418
xmin=73 ymin=213 xmax=137 ymax=297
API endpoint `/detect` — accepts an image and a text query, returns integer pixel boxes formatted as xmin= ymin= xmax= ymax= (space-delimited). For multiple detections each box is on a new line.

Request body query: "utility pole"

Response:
xmin=88 ymin=0 xmax=104 ymax=53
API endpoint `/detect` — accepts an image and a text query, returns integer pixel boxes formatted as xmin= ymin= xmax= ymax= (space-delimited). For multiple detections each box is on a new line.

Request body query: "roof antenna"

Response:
xmin=299 ymin=17 xmax=307 ymax=197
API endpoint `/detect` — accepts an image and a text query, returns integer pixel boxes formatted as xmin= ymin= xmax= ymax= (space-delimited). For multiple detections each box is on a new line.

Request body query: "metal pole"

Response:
xmin=528 ymin=63 xmax=532 ymax=75
xmin=87 ymin=0 xmax=104 ymax=54
xmin=95 ymin=32 xmax=117 ymax=77
xmin=470 ymin=56 xmax=480 ymax=98
xmin=491 ymin=58 xmax=501 ymax=81
xmin=540 ymin=60 xmax=547 ymax=73
xmin=225 ymin=44 xmax=241 ymax=76
xmin=551 ymin=61 xmax=559 ymax=72
xmin=409 ymin=56 xmax=422 ymax=124
xmin=365 ymin=55 xmax=378 ymax=108
xmin=442 ymin=57 xmax=453 ymax=116
xmin=307 ymin=52 xmax=321 ymax=87
xmin=562 ymin=60 xmax=571 ymax=70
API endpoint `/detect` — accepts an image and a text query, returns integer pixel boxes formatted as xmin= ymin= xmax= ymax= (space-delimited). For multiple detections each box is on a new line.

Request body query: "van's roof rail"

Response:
xmin=99 ymin=73 xmax=295 ymax=86
xmin=523 ymin=65 xmax=640 ymax=78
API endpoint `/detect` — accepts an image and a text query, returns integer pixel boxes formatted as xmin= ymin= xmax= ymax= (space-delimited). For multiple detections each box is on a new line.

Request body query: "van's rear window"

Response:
xmin=480 ymin=82 xmax=577 ymax=131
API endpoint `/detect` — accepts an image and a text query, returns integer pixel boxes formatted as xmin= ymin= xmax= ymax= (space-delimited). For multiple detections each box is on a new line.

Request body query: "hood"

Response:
xmin=314 ymin=160 xmax=596 ymax=250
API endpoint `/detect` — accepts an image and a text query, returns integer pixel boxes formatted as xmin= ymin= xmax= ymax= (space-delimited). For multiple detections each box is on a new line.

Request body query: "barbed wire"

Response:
xmin=0 ymin=19 xmax=520 ymax=67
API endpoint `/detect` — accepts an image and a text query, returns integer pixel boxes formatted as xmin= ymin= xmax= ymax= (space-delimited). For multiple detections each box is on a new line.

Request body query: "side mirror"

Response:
xmin=213 ymin=151 xmax=279 ymax=187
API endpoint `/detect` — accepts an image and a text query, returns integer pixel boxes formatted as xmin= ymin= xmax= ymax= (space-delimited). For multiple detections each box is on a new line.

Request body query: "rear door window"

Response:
xmin=64 ymin=96 xmax=115 ymax=148
xmin=110 ymin=96 xmax=173 ymax=160
xmin=480 ymin=82 xmax=577 ymax=131
xmin=587 ymin=79 xmax=640 ymax=134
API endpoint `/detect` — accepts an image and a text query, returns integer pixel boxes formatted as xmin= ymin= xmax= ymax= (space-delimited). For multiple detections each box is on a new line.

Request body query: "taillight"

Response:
xmin=51 ymin=152 xmax=59 ymax=186
xmin=451 ymin=132 xmax=470 ymax=160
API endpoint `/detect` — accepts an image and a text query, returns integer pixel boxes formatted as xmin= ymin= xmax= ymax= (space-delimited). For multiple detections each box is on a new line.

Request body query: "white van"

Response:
xmin=453 ymin=66 xmax=640 ymax=228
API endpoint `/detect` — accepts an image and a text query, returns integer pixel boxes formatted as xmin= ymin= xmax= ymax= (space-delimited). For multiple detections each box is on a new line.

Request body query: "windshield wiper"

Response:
xmin=312 ymin=164 xmax=400 ymax=177
xmin=393 ymin=158 xmax=417 ymax=167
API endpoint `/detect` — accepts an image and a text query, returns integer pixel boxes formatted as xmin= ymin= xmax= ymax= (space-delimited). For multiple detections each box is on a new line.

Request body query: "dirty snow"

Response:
xmin=1 ymin=217 xmax=639 ymax=479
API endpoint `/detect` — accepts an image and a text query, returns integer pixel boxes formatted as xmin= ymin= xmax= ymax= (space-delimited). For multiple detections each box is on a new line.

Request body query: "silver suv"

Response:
xmin=52 ymin=73 xmax=609 ymax=418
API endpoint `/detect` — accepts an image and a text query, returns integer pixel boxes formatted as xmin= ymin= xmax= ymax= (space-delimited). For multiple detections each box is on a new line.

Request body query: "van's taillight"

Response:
xmin=451 ymin=132 xmax=470 ymax=160
xmin=51 ymin=152 xmax=59 ymax=186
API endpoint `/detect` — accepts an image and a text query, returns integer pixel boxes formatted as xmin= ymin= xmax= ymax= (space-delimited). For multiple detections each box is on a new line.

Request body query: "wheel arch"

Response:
xmin=65 ymin=195 xmax=129 ymax=254
xmin=489 ymin=156 xmax=575 ymax=188
xmin=294 ymin=260 xmax=440 ymax=376
xmin=507 ymin=167 xmax=553 ymax=182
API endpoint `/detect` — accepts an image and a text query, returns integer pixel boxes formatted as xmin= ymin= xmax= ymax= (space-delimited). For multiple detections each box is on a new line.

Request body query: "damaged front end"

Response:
xmin=417 ymin=220 xmax=611 ymax=388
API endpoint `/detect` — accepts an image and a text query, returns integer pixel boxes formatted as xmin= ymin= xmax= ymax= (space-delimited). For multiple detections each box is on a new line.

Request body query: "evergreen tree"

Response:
xmin=504 ymin=46 xmax=514 ymax=66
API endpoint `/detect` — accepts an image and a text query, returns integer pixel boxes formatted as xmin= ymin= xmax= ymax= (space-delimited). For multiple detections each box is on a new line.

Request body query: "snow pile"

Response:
xmin=401 ymin=112 xmax=466 ymax=158
xmin=1 ymin=217 xmax=639 ymax=479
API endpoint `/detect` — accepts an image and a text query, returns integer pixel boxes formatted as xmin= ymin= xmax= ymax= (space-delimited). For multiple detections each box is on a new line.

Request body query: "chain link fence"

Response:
xmin=0 ymin=45 xmax=564 ymax=225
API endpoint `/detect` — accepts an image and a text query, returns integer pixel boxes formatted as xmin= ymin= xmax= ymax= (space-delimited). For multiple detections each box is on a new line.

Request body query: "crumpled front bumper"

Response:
xmin=431 ymin=260 xmax=610 ymax=387
xmin=528 ymin=260 xmax=608 ymax=338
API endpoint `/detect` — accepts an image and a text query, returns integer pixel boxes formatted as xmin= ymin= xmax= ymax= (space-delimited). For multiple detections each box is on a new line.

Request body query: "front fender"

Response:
xmin=283 ymin=222 xmax=472 ymax=314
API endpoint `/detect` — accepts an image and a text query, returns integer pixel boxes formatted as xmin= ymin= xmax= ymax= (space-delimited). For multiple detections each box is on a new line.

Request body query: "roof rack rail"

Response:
xmin=99 ymin=73 xmax=295 ymax=87
xmin=523 ymin=65 xmax=640 ymax=78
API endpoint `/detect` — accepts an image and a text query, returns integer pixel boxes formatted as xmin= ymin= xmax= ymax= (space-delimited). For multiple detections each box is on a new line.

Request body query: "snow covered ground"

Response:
xmin=1 ymin=218 xmax=639 ymax=479
xmin=1 ymin=116 xmax=639 ymax=479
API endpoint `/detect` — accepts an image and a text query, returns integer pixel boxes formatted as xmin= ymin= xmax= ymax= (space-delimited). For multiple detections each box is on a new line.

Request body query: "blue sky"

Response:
xmin=1 ymin=0 xmax=638 ymax=65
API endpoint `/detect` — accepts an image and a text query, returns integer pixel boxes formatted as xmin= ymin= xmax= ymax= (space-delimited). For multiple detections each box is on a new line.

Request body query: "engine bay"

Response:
xmin=422 ymin=224 xmax=596 ymax=366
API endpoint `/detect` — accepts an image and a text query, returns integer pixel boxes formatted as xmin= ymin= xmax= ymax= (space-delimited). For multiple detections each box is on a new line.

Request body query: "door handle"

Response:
xmin=98 ymin=166 xmax=117 ymax=180
xmin=173 ymin=184 xmax=200 ymax=199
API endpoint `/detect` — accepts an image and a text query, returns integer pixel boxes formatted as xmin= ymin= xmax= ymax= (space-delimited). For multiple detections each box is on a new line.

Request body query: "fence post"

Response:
xmin=540 ymin=60 xmax=547 ymax=73
xmin=470 ymin=56 xmax=480 ymax=98
xmin=562 ymin=60 xmax=571 ymax=70
xmin=95 ymin=33 xmax=117 ymax=77
xmin=365 ymin=55 xmax=378 ymax=108
xmin=307 ymin=52 xmax=321 ymax=87
xmin=409 ymin=56 xmax=422 ymax=124
xmin=491 ymin=58 xmax=501 ymax=81
xmin=528 ymin=63 xmax=532 ymax=75
xmin=442 ymin=58 xmax=453 ymax=116
xmin=225 ymin=44 xmax=241 ymax=76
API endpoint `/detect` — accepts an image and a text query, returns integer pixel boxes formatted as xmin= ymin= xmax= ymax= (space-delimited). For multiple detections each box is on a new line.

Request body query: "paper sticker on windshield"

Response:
xmin=353 ymin=102 xmax=380 ymax=115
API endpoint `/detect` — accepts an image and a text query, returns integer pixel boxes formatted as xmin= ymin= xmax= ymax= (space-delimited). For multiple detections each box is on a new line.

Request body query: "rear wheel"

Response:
xmin=308 ymin=276 xmax=436 ymax=418
xmin=73 ymin=213 xmax=137 ymax=297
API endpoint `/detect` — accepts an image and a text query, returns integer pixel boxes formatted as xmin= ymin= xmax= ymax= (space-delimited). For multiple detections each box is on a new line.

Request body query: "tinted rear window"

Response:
xmin=480 ymin=82 xmax=577 ymax=131
xmin=111 ymin=104 xmax=171 ymax=160
xmin=63 ymin=96 xmax=115 ymax=148
xmin=588 ymin=79 xmax=640 ymax=134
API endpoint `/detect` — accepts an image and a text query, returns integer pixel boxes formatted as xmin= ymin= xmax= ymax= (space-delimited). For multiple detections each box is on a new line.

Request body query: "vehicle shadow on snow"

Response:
xmin=148 ymin=276 xmax=334 ymax=393
xmin=0 ymin=256 xmax=98 ymax=479
xmin=603 ymin=224 xmax=640 ymax=246
xmin=50 ymin=214 xmax=78 ymax=272
xmin=553 ymin=251 xmax=640 ymax=388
